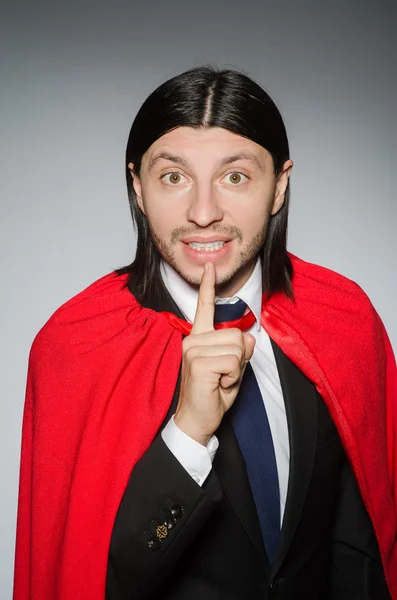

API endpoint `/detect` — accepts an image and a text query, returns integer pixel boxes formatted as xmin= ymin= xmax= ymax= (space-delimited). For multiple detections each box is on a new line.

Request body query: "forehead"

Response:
xmin=143 ymin=126 xmax=271 ymax=167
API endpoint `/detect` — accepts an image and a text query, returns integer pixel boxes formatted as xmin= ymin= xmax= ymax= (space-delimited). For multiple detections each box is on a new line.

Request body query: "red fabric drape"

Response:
xmin=13 ymin=254 xmax=397 ymax=599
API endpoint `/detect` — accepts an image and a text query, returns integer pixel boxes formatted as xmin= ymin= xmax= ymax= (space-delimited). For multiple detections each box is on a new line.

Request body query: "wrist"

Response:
xmin=173 ymin=413 xmax=212 ymax=447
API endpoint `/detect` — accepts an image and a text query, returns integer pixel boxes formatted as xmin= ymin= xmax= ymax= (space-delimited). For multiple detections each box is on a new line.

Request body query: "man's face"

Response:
xmin=129 ymin=127 xmax=292 ymax=296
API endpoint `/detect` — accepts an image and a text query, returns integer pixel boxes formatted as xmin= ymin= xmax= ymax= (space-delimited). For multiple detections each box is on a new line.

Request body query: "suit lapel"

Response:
xmin=270 ymin=339 xmax=318 ymax=573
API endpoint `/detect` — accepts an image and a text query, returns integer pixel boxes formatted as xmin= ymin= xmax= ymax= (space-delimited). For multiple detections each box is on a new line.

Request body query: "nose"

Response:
xmin=185 ymin=184 xmax=224 ymax=227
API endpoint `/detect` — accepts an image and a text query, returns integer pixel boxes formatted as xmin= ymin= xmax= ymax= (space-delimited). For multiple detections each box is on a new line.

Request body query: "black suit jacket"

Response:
xmin=106 ymin=289 xmax=390 ymax=600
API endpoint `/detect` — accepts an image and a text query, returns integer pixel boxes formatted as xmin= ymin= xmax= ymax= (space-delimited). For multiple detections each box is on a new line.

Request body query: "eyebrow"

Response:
xmin=148 ymin=152 xmax=189 ymax=171
xmin=147 ymin=151 xmax=265 ymax=172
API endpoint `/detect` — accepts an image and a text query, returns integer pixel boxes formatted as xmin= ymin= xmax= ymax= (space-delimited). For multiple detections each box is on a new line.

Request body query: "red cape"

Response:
xmin=13 ymin=254 xmax=397 ymax=599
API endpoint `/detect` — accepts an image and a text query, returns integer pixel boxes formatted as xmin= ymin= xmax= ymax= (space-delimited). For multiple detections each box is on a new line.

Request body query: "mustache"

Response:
xmin=170 ymin=225 xmax=243 ymax=244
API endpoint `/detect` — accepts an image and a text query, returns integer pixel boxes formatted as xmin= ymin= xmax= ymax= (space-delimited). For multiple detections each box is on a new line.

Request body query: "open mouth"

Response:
xmin=188 ymin=241 xmax=225 ymax=251
xmin=182 ymin=239 xmax=231 ymax=262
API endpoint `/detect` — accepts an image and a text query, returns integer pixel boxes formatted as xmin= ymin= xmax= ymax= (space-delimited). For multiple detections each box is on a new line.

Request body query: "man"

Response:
xmin=13 ymin=66 xmax=397 ymax=599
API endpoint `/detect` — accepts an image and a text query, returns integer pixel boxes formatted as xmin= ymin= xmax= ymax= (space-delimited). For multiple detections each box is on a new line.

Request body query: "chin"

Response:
xmin=175 ymin=259 xmax=252 ymax=295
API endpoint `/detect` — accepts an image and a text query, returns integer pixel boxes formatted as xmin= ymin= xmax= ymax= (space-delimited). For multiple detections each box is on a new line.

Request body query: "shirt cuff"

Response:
xmin=161 ymin=415 xmax=219 ymax=486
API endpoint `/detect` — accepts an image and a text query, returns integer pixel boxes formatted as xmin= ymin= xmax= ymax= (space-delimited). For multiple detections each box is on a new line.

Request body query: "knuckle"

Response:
xmin=229 ymin=354 xmax=241 ymax=370
xmin=185 ymin=346 xmax=197 ymax=362
xmin=197 ymin=297 xmax=209 ymax=310
xmin=183 ymin=335 xmax=196 ymax=351
xmin=229 ymin=328 xmax=244 ymax=346
xmin=236 ymin=345 xmax=244 ymax=362
xmin=230 ymin=344 xmax=243 ymax=362
xmin=190 ymin=356 xmax=203 ymax=375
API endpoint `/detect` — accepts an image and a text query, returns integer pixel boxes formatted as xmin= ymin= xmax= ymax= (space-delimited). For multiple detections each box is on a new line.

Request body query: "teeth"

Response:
xmin=189 ymin=241 xmax=225 ymax=251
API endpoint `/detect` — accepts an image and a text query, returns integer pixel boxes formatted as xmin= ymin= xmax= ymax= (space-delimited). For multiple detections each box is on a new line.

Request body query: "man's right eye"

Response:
xmin=161 ymin=172 xmax=186 ymax=185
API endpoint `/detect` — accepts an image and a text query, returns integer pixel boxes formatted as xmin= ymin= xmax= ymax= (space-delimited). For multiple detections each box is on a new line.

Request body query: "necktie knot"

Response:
xmin=161 ymin=298 xmax=255 ymax=334
xmin=214 ymin=299 xmax=247 ymax=324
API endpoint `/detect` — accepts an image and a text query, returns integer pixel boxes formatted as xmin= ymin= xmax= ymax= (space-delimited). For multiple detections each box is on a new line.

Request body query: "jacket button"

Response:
xmin=269 ymin=578 xmax=283 ymax=590
xmin=156 ymin=524 xmax=168 ymax=539
xmin=147 ymin=535 xmax=161 ymax=551
xmin=171 ymin=504 xmax=184 ymax=519
xmin=164 ymin=514 xmax=177 ymax=530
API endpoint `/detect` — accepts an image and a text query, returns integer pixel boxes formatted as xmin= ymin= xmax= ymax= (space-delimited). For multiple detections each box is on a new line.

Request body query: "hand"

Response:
xmin=174 ymin=262 xmax=256 ymax=446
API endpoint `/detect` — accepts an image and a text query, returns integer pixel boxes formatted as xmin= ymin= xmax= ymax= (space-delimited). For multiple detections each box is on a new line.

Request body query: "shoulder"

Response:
xmin=269 ymin=254 xmax=392 ymax=376
xmin=29 ymin=271 xmax=142 ymax=364
xmin=275 ymin=253 xmax=385 ymax=348
xmin=288 ymin=252 xmax=375 ymax=316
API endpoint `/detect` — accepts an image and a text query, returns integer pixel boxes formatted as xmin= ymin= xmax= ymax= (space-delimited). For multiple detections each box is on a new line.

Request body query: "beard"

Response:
xmin=148 ymin=220 xmax=269 ymax=295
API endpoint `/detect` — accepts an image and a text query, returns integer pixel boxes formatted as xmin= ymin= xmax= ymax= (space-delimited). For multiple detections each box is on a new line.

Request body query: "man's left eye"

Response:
xmin=225 ymin=172 xmax=248 ymax=185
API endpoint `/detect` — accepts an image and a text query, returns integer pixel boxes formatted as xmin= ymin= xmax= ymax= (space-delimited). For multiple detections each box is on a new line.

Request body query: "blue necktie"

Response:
xmin=214 ymin=300 xmax=281 ymax=564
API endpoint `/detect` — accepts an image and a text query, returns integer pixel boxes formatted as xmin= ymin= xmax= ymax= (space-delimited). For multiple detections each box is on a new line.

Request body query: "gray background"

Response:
xmin=1 ymin=0 xmax=396 ymax=596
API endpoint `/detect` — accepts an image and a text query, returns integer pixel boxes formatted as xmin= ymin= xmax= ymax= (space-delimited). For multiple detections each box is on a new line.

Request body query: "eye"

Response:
xmin=161 ymin=171 xmax=186 ymax=185
xmin=224 ymin=172 xmax=248 ymax=185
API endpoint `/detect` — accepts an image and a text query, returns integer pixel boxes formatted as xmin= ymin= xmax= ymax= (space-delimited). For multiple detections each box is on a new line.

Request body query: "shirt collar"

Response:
xmin=160 ymin=258 xmax=263 ymax=331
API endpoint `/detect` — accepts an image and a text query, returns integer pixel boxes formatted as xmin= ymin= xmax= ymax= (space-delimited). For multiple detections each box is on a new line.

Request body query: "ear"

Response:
xmin=271 ymin=159 xmax=294 ymax=216
xmin=128 ymin=162 xmax=145 ymax=214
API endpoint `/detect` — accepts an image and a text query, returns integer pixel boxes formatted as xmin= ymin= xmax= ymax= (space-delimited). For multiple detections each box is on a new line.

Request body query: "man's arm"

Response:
xmin=328 ymin=457 xmax=391 ymax=599
xmin=106 ymin=434 xmax=222 ymax=600
xmin=107 ymin=262 xmax=255 ymax=599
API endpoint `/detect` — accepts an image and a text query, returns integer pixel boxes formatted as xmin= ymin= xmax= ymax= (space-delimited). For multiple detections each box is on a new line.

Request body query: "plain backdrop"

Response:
xmin=1 ymin=0 xmax=396 ymax=596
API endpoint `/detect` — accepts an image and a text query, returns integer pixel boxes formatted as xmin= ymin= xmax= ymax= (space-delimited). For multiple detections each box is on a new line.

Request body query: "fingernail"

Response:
xmin=204 ymin=263 xmax=209 ymax=273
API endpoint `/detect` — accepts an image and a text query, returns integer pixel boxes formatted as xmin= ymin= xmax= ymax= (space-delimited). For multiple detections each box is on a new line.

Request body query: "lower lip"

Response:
xmin=183 ymin=241 xmax=231 ymax=262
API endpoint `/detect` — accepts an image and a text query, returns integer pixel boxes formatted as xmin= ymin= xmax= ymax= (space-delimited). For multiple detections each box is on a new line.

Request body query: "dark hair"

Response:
xmin=116 ymin=65 xmax=293 ymax=304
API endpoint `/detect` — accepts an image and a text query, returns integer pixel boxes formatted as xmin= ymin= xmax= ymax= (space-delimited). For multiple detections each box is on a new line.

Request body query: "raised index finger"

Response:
xmin=191 ymin=262 xmax=216 ymax=334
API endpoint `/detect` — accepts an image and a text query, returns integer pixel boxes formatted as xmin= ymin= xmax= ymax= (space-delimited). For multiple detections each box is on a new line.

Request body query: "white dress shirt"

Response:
xmin=160 ymin=258 xmax=290 ymax=523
